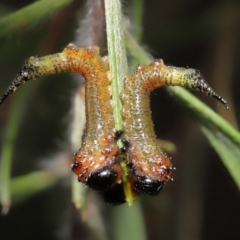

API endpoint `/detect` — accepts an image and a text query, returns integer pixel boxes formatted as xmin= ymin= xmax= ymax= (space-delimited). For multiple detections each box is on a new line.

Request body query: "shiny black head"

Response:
xmin=86 ymin=167 xmax=118 ymax=192
xmin=133 ymin=176 xmax=165 ymax=195
xmin=102 ymin=184 xmax=126 ymax=206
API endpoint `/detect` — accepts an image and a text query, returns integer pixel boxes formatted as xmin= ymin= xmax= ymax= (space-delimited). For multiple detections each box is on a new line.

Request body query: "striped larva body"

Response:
xmin=0 ymin=44 xmax=122 ymax=192
xmin=121 ymin=60 xmax=228 ymax=195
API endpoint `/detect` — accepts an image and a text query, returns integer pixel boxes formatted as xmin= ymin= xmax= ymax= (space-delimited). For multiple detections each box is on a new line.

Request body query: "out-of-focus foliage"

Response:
xmin=0 ymin=0 xmax=239 ymax=240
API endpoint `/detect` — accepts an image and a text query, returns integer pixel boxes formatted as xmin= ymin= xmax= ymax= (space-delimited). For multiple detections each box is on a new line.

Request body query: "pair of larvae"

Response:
xmin=0 ymin=44 xmax=228 ymax=205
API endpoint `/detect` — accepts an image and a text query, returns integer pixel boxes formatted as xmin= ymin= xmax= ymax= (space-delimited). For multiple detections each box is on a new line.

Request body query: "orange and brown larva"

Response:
xmin=0 ymin=44 xmax=123 ymax=192
xmin=121 ymin=60 xmax=228 ymax=195
xmin=0 ymin=44 xmax=229 ymax=202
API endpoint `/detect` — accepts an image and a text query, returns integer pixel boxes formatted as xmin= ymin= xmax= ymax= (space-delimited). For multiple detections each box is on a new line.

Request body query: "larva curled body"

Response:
xmin=122 ymin=60 xmax=228 ymax=195
xmin=66 ymin=45 xmax=123 ymax=191
xmin=0 ymin=44 xmax=122 ymax=192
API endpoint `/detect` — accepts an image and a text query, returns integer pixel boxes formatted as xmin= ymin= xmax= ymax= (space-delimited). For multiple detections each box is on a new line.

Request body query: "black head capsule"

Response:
xmin=133 ymin=176 xmax=165 ymax=195
xmin=86 ymin=166 xmax=118 ymax=192
xmin=102 ymin=184 xmax=126 ymax=206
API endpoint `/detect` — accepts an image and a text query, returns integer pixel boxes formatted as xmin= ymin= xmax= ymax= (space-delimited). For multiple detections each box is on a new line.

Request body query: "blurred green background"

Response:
xmin=0 ymin=0 xmax=240 ymax=239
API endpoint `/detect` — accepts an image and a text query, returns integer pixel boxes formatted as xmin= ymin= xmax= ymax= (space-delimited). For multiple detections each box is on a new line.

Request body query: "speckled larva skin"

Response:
xmin=121 ymin=60 xmax=228 ymax=195
xmin=0 ymin=44 xmax=122 ymax=192
xmin=64 ymin=45 xmax=122 ymax=191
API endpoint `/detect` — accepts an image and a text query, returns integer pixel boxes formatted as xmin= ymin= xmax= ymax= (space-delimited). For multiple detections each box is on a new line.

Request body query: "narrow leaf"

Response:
xmin=0 ymin=0 xmax=71 ymax=39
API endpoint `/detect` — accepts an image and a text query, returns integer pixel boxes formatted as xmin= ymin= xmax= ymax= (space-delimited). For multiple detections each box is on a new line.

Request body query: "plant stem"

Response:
xmin=104 ymin=0 xmax=138 ymax=205
xmin=0 ymin=0 xmax=71 ymax=39
xmin=0 ymin=88 xmax=29 ymax=213
xmin=104 ymin=0 xmax=128 ymax=132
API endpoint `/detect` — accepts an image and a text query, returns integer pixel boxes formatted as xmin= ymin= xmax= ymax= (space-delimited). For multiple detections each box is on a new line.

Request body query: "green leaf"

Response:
xmin=0 ymin=0 xmax=72 ymax=39
xmin=111 ymin=201 xmax=147 ymax=240
xmin=104 ymin=0 xmax=128 ymax=131
xmin=0 ymin=88 xmax=29 ymax=213
xmin=168 ymin=86 xmax=240 ymax=189
xmin=11 ymin=170 xmax=60 ymax=205
xmin=202 ymin=126 xmax=240 ymax=186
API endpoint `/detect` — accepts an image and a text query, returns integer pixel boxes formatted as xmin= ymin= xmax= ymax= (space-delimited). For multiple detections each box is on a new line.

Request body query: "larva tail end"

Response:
xmin=0 ymin=59 xmax=39 ymax=106
xmin=212 ymin=92 xmax=229 ymax=110
xmin=0 ymin=91 xmax=12 ymax=105
xmin=189 ymin=70 xmax=229 ymax=109
xmin=0 ymin=80 xmax=21 ymax=106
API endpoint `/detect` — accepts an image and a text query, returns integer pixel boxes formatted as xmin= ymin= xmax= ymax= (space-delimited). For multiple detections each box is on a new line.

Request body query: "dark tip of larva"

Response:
xmin=0 ymin=83 xmax=18 ymax=105
xmin=102 ymin=184 xmax=126 ymax=206
xmin=0 ymin=94 xmax=9 ymax=105
xmin=86 ymin=166 xmax=118 ymax=192
xmin=192 ymin=74 xmax=229 ymax=110
xmin=212 ymin=92 xmax=229 ymax=110
xmin=133 ymin=176 xmax=165 ymax=195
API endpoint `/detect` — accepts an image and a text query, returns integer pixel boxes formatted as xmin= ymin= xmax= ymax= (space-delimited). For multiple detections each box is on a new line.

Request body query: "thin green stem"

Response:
xmin=11 ymin=170 xmax=60 ymax=205
xmin=131 ymin=0 xmax=144 ymax=42
xmin=111 ymin=203 xmax=147 ymax=240
xmin=130 ymin=0 xmax=144 ymax=68
xmin=0 ymin=88 xmax=29 ymax=213
xmin=104 ymin=0 xmax=128 ymax=132
xmin=0 ymin=0 xmax=71 ymax=39
xmin=125 ymin=29 xmax=153 ymax=65
xmin=105 ymin=0 xmax=138 ymax=205
xmin=169 ymin=86 xmax=240 ymax=145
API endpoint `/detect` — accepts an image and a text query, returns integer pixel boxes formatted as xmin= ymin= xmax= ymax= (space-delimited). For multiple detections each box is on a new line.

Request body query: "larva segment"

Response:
xmin=121 ymin=60 xmax=228 ymax=195
xmin=139 ymin=60 xmax=228 ymax=109
xmin=0 ymin=44 xmax=122 ymax=192
xmin=69 ymin=46 xmax=123 ymax=192
xmin=0 ymin=53 xmax=66 ymax=105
